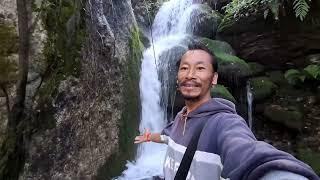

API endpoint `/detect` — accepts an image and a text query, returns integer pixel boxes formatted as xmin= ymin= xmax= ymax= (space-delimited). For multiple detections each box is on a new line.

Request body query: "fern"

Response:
xmin=293 ymin=0 xmax=310 ymax=21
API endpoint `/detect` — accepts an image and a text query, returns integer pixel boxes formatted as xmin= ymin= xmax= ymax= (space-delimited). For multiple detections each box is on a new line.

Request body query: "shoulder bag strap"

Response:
xmin=174 ymin=120 xmax=207 ymax=180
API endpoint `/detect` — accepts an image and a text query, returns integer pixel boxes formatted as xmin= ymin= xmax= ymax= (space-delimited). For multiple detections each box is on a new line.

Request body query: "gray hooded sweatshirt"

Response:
xmin=162 ymin=98 xmax=319 ymax=180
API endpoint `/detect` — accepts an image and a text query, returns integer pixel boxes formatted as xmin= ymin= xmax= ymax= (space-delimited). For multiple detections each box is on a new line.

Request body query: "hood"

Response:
xmin=185 ymin=98 xmax=237 ymax=118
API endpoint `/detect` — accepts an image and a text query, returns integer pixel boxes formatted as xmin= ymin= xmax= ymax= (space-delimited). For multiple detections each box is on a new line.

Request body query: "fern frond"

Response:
xmin=293 ymin=0 xmax=310 ymax=21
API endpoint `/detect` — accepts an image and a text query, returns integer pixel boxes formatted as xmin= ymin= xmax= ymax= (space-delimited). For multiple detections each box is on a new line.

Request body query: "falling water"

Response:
xmin=247 ymin=81 xmax=253 ymax=129
xmin=114 ymin=0 xmax=202 ymax=179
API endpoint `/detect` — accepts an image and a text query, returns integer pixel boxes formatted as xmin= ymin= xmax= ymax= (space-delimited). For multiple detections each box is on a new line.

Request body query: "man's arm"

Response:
xmin=214 ymin=113 xmax=319 ymax=180
xmin=134 ymin=129 xmax=168 ymax=144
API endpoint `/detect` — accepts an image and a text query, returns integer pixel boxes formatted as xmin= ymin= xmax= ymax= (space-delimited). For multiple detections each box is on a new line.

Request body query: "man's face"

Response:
xmin=177 ymin=49 xmax=218 ymax=101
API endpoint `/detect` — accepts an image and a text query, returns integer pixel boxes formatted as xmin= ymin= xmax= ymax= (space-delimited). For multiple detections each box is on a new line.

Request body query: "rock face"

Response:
xmin=21 ymin=0 xmax=141 ymax=179
xmin=219 ymin=15 xmax=320 ymax=69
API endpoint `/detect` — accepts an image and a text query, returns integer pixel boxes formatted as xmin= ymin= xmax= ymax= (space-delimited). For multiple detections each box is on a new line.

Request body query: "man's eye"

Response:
xmin=180 ymin=67 xmax=187 ymax=70
xmin=197 ymin=67 xmax=205 ymax=70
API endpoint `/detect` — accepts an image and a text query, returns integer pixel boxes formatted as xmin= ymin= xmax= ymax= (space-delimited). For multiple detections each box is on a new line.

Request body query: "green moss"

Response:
xmin=216 ymin=53 xmax=249 ymax=67
xmin=250 ymin=76 xmax=277 ymax=101
xmin=96 ymin=26 xmax=143 ymax=180
xmin=263 ymin=105 xmax=303 ymax=130
xmin=249 ymin=62 xmax=265 ymax=76
xmin=297 ymin=148 xmax=320 ymax=175
xmin=201 ymin=37 xmax=235 ymax=55
xmin=37 ymin=0 xmax=86 ymax=106
xmin=211 ymin=84 xmax=236 ymax=102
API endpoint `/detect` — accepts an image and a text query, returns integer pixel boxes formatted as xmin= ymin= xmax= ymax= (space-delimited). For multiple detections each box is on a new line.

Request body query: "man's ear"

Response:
xmin=212 ymin=72 xmax=218 ymax=85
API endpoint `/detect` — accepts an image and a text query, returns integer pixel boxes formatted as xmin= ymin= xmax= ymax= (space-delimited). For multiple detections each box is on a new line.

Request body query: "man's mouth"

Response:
xmin=180 ymin=81 xmax=201 ymax=88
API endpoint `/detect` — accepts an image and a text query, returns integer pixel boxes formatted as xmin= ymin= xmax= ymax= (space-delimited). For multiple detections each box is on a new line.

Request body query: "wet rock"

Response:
xmin=186 ymin=4 xmax=222 ymax=39
xmin=211 ymin=84 xmax=236 ymax=102
xmin=250 ymin=77 xmax=277 ymax=102
xmin=132 ymin=0 xmax=162 ymax=34
xmin=263 ymin=104 xmax=303 ymax=130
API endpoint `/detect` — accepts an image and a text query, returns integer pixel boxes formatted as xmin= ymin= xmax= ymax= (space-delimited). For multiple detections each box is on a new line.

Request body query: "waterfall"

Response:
xmin=247 ymin=81 xmax=253 ymax=129
xmin=114 ymin=0 xmax=202 ymax=179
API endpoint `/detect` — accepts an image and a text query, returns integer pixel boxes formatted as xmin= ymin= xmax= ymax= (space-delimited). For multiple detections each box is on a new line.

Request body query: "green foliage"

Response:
xmin=284 ymin=69 xmax=306 ymax=85
xmin=220 ymin=0 xmax=312 ymax=26
xmin=284 ymin=65 xmax=320 ymax=85
xmin=303 ymin=64 xmax=320 ymax=79
xmin=293 ymin=0 xmax=310 ymax=21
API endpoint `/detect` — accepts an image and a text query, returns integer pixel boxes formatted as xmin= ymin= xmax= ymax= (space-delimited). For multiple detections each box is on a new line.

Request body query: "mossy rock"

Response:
xmin=297 ymin=148 xmax=320 ymax=175
xmin=211 ymin=84 xmax=236 ymax=103
xmin=263 ymin=104 xmax=303 ymax=130
xmin=216 ymin=53 xmax=251 ymax=78
xmin=266 ymin=71 xmax=287 ymax=86
xmin=201 ymin=37 xmax=235 ymax=55
xmin=248 ymin=62 xmax=265 ymax=77
xmin=200 ymin=38 xmax=251 ymax=78
xmin=250 ymin=77 xmax=277 ymax=101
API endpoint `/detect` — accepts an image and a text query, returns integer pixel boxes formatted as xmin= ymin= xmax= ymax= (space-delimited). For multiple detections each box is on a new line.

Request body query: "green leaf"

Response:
xmin=285 ymin=69 xmax=304 ymax=85
xmin=293 ymin=0 xmax=310 ymax=21
xmin=303 ymin=65 xmax=320 ymax=79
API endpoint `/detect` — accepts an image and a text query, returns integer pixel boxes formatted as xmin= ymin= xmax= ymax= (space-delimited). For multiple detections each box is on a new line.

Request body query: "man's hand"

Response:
xmin=134 ymin=128 xmax=151 ymax=144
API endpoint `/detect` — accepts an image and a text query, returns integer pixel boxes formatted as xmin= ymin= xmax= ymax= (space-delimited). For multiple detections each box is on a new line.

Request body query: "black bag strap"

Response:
xmin=174 ymin=120 xmax=207 ymax=180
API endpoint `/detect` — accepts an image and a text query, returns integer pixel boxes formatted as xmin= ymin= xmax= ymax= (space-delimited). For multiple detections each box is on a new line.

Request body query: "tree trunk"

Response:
xmin=8 ymin=0 xmax=30 ymax=129
xmin=0 ymin=85 xmax=10 ymax=115
xmin=0 ymin=0 xmax=30 ymax=179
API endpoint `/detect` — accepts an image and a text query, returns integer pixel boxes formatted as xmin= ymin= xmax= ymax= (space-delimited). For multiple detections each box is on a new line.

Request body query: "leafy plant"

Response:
xmin=303 ymin=64 xmax=320 ymax=79
xmin=284 ymin=65 xmax=320 ymax=85
xmin=293 ymin=0 xmax=310 ymax=21
xmin=284 ymin=69 xmax=306 ymax=85
xmin=221 ymin=0 xmax=313 ymax=23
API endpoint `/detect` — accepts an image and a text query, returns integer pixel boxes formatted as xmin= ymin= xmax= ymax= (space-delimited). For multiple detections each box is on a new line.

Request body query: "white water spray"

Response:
xmin=115 ymin=0 xmax=203 ymax=179
xmin=247 ymin=81 xmax=253 ymax=129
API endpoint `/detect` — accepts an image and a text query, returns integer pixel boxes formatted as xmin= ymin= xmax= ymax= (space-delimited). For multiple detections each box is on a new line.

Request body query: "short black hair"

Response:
xmin=176 ymin=42 xmax=218 ymax=72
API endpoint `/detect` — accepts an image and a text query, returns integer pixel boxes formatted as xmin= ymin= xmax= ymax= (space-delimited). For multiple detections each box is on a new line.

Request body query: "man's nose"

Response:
xmin=186 ymin=68 xmax=195 ymax=79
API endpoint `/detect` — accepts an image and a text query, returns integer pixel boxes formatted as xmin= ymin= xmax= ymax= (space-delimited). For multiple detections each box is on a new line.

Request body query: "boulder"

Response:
xmin=201 ymin=37 xmax=251 ymax=80
xmin=250 ymin=76 xmax=277 ymax=101
xmin=185 ymin=4 xmax=222 ymax=39
xmin=211 ymin=84 xmax=236 ymax=103
xmin=266 ymin=71 xmax=287 ymax=86
xmin=201 ymin=37 xmax=235 ymax=55
xmin=263 ymin=104 xmax=303 ymax=130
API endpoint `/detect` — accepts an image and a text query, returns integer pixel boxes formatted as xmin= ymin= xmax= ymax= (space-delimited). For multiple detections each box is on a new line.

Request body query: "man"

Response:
xmin=135 ymin=43 xmax=319 ymax=180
